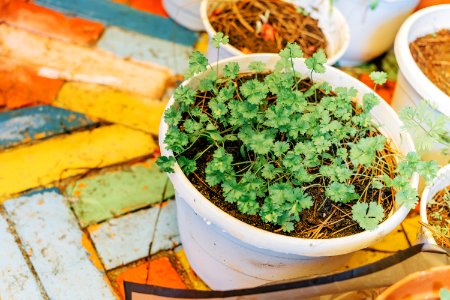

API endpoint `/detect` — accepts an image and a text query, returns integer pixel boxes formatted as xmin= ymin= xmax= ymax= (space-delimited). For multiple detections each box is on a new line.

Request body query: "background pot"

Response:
xmin=420 ymin=164 xmax=450 ymax=245
xmin=163 ymin=0 xmax=204 ymax=31
xmin=334 ymin=0 xmax=419 ymax=66
xmin=377 ymin=265 xmax=450 ymax=300
xmin=159 ymin=54 xmax=418 ymax=290
xmin=391 ymin=4 xmax=450 ymax=166
xmin=200 ymin=0 xmax=349 ymax=65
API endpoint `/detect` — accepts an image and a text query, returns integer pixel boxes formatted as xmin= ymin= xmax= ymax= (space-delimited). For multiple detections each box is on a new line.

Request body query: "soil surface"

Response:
xmin=410 ymin=29 xmax=450 ymax=96
xmin=426 ymin=185 xmax=450 ymax=248
xmin=209 ymin=0 xmax=327 ymax=57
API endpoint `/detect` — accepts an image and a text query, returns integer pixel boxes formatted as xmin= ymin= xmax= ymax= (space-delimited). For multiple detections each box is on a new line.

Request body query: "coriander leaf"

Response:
xmin=249 ymin=61 xmax=265 ymax=73
xmin=240 ymin=79 xmax=269 ymax=105
xmin=395 ymin=186 xmax=418 ymax=209
xmin=305 ymin=49 xmax=327 ymax=73
xmin=174 ymin=85 xmax=196 ymax=106
xmin=164 ymin=105 xmax=182 ymax=126
xmin=211 ymin=32 xmax=229 ymax=48
xmin=177 ymin=156 xmax=197 ymax=175
xmin=183 ymin=119 xmax=203 ymax=133
xmin=209 ymin=98 xmax=228 ymax=119
xmin=273 ymin=141 xmax=290 ymax=157
xmin=350 ymin=136 xmax=386 ymax=167
xmin=370 ymin=71 xmax=387 ymax=85
xmin=279 ymin=42 xmax=303 ymax=59
xmin=205 ymin=147 xmax=235 ymax=186
xmin=352 ymin=202 xmax=384 ymax=231
xmin=164 ymin=127 xmax=189 ymax=153
xmin=362 ymin=93 xmax=379 ymax=112
xmin=223 ymin=62 xmax=240 ymax=80
xmin=185 ymin=51 xmax=208 ymax=78
xmin=325 ymin=182 xmax=359 ymax=203
xmin=156 ymin=156 xmax=176 ymax=173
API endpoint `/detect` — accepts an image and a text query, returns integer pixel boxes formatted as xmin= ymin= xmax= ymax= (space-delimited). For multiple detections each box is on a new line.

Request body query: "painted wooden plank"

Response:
xmin=175 ymin=249 xmax=210 ymax=290
xmin=54 ymin=82 xmax=166 ymax=134
xmin=3 ymin=189 xmax=116 ymax=300
xmin=68 ymin=159 xmax=174 ymax=227
xmin=129 ymin=0 xmax=169 ymax=17
xmin=0 ymin=124 xmax=156 ymax=199
xmin=114 ymin=257 xmax=186 ymax=299
xmin=368 ymin=224 xmax=411 ymax=252
xmin=0 ymin=213 xmax=45 ymax=300
xmin=98 ymin=26 xmax=192 ymax=74
xmin=0 ymin=1 xmax=104 ymax=46
xmin=88 ymin=200 xmax=180 ymax=270
xmin=0 ymin=57 xmax=64 ymax=108
xmin=0 ymin=105 xmax=95 ymax=149
xmin=34 ymin=0 xmax=197 ymax=46
xmin=0 ymin=25 xmax=171 ymax=98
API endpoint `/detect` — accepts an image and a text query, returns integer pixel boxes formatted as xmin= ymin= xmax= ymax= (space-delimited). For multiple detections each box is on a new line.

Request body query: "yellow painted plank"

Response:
xmin=55 ymin=82 xmax=166 ymax=135
xmin=0 ymin=125 xmax=156 ymax=199
xmin=175 ymin=249 xmax=210 ymax=291
xmin=0 ymin=24 xmax=171 ymax=98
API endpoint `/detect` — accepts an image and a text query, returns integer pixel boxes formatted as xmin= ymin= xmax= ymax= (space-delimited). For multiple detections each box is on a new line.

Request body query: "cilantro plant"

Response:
xmin=158 ymin=33 xmax=438 ymax=236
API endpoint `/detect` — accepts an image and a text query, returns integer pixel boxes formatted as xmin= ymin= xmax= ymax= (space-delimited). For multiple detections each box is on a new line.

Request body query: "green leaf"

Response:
xmin=164 ymin=127 xmax=189 ymax=153
xmin=228 ymin=101 xmax=258 ymax=126
xmin=177 ymin=156 xmax=197 ymax=175
xmin=211 ymin=32 xmax=229 ymax=48
xmin=396 ymin=186 xmax=418 ymax=209
xmin=325 ymin=182 xmax=359 ymax=203
xmin=198 ymin=71 xmax=217 ymax=92
xmin=319 ymin=163 xmax=353 ymax=183
xmin=369 ymin=0 xmax=380 ymax=10
xmin=249 ymin=61 xmax=265 ymax=73
xmin=174 ymin=85 xmax=196 ymax=106
xmin=217 ymin=84 xmax=236 ymax=102
xmin=305 ymin=49 xmax=327 ymax=73
xmin=185 ymin=51 xmax=208 ymax=78
xmin=156 ymin=156 xmax=177 ymax=173
xmin=164 ymin=105 xmax=182 ymax=126
xmin=209 ymin=98 xmax=228 ymax=119
xmin=369 ymin=71 xmax=387 ymax=85
xmin=205 ymin=147 xmax=235 ymax=186
xmin=350 ymin=136 xmax=386 ymax=167
xmin=240 ymin=79 xmax=269 ymax=105
xmin=183 ymin=119 xmax=203 ymax=134
xmin=362 ymin=93 xmax=379 ymax=112
xmin=279 ymin=42 xmax=303 ymax=59
xmin=273 ymin=141 xmax=290 ymax=157
xmin=239 ymin=127 xmax=276 ymax=155
xmin=352 ymin=202 xmax=384 ymax=231
xmin=223 ymin=62 xmax=240 ymax=80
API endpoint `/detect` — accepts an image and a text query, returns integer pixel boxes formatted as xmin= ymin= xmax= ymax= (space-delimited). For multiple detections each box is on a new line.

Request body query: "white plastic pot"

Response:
xmin=200 ymin=0 xmax=349 ymax=65
xmin=163 ymin=0 xmax=204 ymax=31
xmin=392 ymin=4 xmax=450 ymax=166
xmin=159 ymin=54 xmax=419 ymax=290
xmin=334 ymin=0 xmax=419 ymax=66
xmin=420 ymin=164 xmax=450 ymax=245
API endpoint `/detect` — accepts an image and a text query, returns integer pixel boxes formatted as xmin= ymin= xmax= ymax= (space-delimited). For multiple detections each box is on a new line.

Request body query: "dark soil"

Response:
xmin=426 ymin=185 xmax=450 ymax=248
xmin=410 ymin=29 xmax=450 ymax=96
xmin=180 ymin=73 xmax=398 ymax=239
xmin=209 ymin=0 xmax=327 ymax=57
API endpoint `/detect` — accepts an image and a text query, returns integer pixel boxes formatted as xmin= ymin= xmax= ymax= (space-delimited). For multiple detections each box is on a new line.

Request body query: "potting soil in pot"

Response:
xmin=410 ymin=29 xmax=450 ymax=96
xmin=208 ymin=0 xmax=327 ymax=57
xmin=426 ymin=185 xmax=450 ymax=248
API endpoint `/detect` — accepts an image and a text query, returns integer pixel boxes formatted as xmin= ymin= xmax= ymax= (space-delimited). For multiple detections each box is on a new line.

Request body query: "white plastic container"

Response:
xmin=200 ymin=0 xmax=349 ymax=65
xmin=159 ymin=54 xmax=419 ymax=290
xmin=420 ymin=164 xmax=450 ymax=245
xmin=392 ymin=5 xmax=450 ymax=166
xmin=163 ymin=0 xmax=204 ymax=31
xmin=334 ymin=0 xmax=419 ymax=66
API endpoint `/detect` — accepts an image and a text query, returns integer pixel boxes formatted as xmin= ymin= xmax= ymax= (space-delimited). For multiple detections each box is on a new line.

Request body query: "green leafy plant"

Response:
xmin=158 ymin=32 xmax=438 ymax=236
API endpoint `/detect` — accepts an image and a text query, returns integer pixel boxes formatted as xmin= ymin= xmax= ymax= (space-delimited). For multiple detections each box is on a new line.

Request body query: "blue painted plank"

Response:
xmin=0 ymin=106 xmax=95 ymax=149
xmin=98 ymin=26 xmax=192 ymax=74
xmin=35 ymin=0 xmax=198 ymax=46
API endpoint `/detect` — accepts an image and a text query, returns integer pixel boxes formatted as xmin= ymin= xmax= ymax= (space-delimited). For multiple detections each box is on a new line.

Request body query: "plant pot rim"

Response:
xmin=420 ymin=163 xmax=450 ymax=245
xmin=394 ymin=4 xmax=450 ymax=117
xmin=200 ymin=0 xmax=349 ymax=65
xmin=159 ymin=53 xmax=419 ymax=256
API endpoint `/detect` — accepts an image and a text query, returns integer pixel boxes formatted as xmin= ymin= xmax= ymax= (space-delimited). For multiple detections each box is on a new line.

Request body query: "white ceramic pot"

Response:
xmin=334 ymin=0 xmax=419 ymax=66
xmin=392 ymin=5 xmax=450 ymax=166
xmin=200 ymin=0 xmax=349 ymax=65
xmin=420 ymin=164 xmax=450 ymax=245
xmin=159 ymin=54 xmax=419 ymax=290
xmin=163 ymin=0 xmax=204 ymax=31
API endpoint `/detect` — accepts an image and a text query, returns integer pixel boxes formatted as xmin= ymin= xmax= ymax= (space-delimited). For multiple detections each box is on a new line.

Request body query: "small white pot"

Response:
xmin=391 ymin=5 xmax=450 ymax=166
xmin=163 ymin=0 xmax=204 ymax=31
xmin=159 ymin=54 xmax=418 ymax=290
xmin=200 ymin=0 xmax=349 ymax=65
xmin=334 ymin=0 xmax=419 ymax=66
xmin=420 ymin=164 xmax=450 ymax=245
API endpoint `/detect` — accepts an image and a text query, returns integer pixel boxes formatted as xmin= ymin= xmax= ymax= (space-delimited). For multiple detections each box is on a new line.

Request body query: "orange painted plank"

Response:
xmin=0 ymin=1 xmax=104 ymax=46
xmin=129 ymin=0 xmax=169 ymax=18
xmin=115 ymin=257 xmax=185 ymax=298
xmin=0 ymin=57 xmax=64 ymax=108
